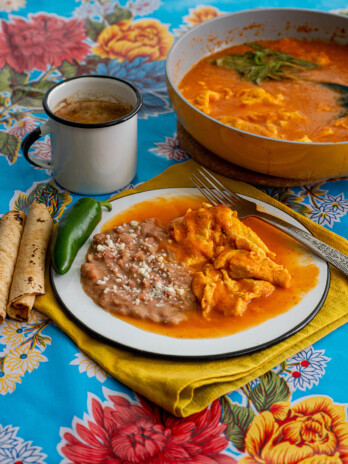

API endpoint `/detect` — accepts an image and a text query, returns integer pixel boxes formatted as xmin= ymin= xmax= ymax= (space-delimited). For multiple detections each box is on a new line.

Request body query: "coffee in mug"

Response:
xmin=53 ymin=98 xmax=134 ymax=124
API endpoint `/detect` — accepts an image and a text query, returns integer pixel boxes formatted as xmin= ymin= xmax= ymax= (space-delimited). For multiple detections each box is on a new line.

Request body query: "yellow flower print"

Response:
xmin=0 ymin=371 xmax=21 ymax=395
xmin=93 ymin=19 xmax=174 ymax=62
xmin=240 ymin=398 xmax=348 ymax=464
xmin=186 ymin=6 xmax=221 ymax=26
xmin=70 ymin=352 xmax=107 ymax=383
xmin=0 ymin=319 xmax=26 ymax=347
xmin=4 ymin=344 xmax=47 ymax=374
xmin=29 ymin=308 xmax=50 ymax=324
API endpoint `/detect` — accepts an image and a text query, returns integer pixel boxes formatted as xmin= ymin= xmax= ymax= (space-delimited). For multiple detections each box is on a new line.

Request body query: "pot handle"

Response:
xmin=21 ymin=122 xmax=53 ymax=169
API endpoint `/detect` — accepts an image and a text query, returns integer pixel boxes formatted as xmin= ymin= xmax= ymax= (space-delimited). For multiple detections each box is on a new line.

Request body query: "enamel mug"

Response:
xmin=21 ymin=75 xmax=142 ymax=195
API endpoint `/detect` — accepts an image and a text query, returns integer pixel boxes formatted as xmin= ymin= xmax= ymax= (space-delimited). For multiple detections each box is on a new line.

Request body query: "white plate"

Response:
xmin=51 ymin=187 xmax=329 ymax=359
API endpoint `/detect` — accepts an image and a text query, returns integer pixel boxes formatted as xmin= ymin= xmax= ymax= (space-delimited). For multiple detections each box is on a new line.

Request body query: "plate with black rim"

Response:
xmin=50 ymin=187 xmax=330 ymax=359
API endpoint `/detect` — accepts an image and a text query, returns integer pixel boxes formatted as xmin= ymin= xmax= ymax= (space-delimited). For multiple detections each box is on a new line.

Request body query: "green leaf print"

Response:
xmin=0 ymin=131 xmax=20 ymax=164
xmin=105 ymin=5 xmax=132 ymax=25
xmin=221 ymin=396 xmax=256 ymax=451
xmin=58 ymin=61 xmax=79 ymax=79
xmin=85 ymin=17 xmax=105 ymax=42
xmin=11 ymin=79 xmax=56 ymax=107
xmin=59 ymin=57 xmax=104 ymax=78
xmin=0 ymin=66 xmax=12 ymax=92
xmin=9 ymin=67 xmax=28 ymax=89
xmin=250 ymin=371 xmax=290 ymax=413
xmin=35 ymin=334 xmax=51 ymax=349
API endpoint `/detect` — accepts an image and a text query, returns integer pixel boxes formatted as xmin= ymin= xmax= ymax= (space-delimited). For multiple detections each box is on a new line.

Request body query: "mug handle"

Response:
xmin=21 ymin=122 xmax=53 ymax=169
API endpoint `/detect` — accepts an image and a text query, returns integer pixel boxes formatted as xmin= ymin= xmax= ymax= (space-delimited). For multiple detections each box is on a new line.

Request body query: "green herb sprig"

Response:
xmin=211 ymin=43 xmax=319 ymax=84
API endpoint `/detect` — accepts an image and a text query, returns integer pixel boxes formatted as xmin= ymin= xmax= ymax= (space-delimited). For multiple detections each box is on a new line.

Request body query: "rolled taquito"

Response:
xmin=0 ymin=211 xmax=26 ymax=324
xmin=7 ymin=201 xmax=53 ymax=321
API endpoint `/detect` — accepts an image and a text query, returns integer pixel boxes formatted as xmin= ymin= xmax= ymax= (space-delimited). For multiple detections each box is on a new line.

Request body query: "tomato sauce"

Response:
xmin=179 ymin=38 xmax=348 ymax=142
xmin=103 ymin=195 xmax=319 ymax=339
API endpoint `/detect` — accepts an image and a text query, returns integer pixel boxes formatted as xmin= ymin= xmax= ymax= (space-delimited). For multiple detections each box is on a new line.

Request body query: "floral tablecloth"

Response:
xmin=0 ymin=0 xmax=348 ymax=463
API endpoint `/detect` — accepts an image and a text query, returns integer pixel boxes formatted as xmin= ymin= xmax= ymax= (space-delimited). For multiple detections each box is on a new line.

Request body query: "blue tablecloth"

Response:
xmin=0 ymin=1 xmax=347 ymax=462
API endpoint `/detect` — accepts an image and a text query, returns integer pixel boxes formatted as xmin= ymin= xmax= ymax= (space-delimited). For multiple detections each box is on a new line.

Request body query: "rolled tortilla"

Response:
xmin=0 ymin=211 xmax=26 ymax=324
xmin=7 ymin=201 xmax=53 ymax=321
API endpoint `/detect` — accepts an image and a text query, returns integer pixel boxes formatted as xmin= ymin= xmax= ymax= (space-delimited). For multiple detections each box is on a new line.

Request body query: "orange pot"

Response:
xmin=166 ymin=8 xmax=348 ymax=181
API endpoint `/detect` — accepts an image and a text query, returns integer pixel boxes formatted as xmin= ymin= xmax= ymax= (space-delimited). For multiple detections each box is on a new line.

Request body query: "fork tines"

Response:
xmin=191 ymin=167 xmax=241 ymax=208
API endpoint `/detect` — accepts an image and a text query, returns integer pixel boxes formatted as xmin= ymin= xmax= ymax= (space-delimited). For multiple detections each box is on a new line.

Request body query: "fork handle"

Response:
xmin=255 ymin=211 xmax=348 ymax=276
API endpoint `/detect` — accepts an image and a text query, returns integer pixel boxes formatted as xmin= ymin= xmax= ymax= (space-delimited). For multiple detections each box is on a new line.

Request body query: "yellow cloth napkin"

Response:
xmin=35 ymin=160 xmax=348 ymax=417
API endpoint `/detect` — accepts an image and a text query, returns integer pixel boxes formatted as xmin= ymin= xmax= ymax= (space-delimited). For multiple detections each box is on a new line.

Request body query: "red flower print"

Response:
xmin=59 ymin=390 xmax=236 ymax=464
xmin=0 ymin=14 xmax=90 ymax=73
xmin=31 ymin=137 xmax=51 ymax=162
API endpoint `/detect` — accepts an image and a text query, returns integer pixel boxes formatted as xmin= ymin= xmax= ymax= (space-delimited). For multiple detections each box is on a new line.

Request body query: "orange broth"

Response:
xmin=102 ymin=195 xmax=319 ymax=338
xmin=179 ymin=38 xmax=348 ymax=142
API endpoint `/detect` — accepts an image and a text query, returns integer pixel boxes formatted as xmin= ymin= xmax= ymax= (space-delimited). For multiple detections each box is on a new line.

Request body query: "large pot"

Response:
xmin=166 ymin=8 xmax=348 ymax=181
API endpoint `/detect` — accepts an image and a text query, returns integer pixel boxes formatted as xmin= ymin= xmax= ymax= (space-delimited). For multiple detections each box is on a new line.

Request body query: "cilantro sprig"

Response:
xmin=211 ymin=43 xmax=319 ymax=84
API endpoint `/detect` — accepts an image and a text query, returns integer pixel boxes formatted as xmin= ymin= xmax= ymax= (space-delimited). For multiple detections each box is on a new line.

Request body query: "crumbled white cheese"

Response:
xmin=138 ymin=261 xmax=151 ymax=278
xmin=105 ymin=238 xmax=114 ymax=249
xmin=166 ymin=286 xmax=176 ymax=296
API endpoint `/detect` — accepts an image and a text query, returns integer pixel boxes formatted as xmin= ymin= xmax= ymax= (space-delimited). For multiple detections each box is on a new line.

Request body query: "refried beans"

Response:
xmin=81 ymin=218 xmax=198 ymax=324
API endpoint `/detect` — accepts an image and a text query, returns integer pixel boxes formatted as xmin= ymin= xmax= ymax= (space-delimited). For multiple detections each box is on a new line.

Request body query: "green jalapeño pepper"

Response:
xmin=51 ymin=198 xmax=112 ymax=275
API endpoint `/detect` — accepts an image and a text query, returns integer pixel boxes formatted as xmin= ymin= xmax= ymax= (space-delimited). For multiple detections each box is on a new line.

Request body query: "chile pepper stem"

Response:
xmin=98 ymin=201 xmax=112 ymax=212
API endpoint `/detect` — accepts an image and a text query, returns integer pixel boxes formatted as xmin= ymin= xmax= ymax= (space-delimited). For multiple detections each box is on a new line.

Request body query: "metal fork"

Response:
xmin=191 ymin=167 xmax=348 ymax=276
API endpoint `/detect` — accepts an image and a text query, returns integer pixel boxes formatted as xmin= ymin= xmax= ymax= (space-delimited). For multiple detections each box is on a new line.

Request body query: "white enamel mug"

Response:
xmin=22 ymin=75 xmax=142 ymax=195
